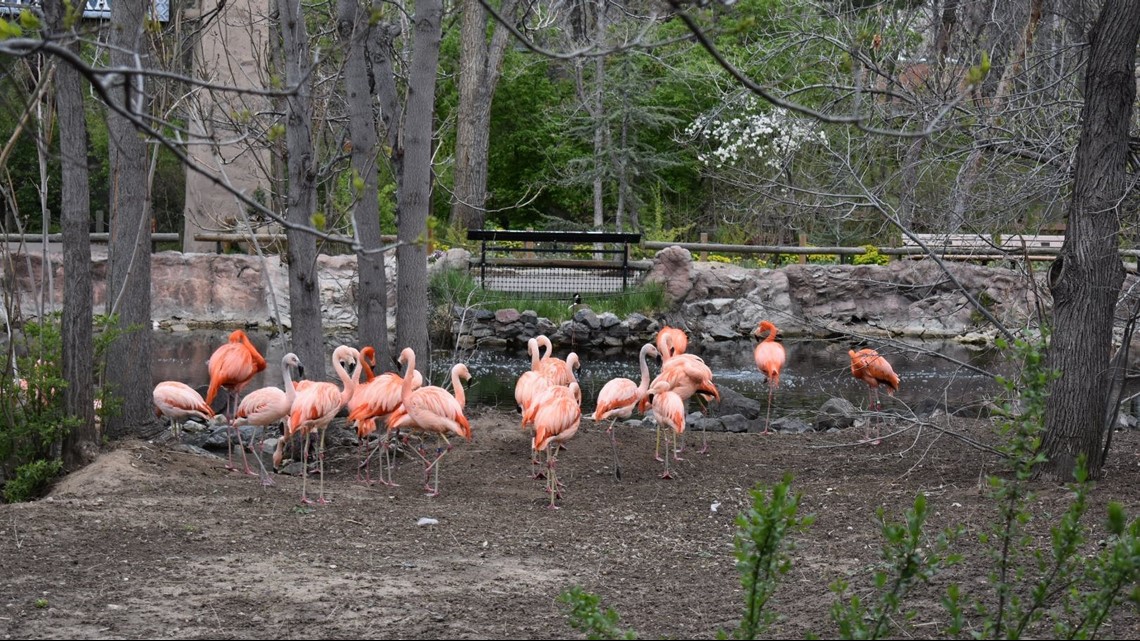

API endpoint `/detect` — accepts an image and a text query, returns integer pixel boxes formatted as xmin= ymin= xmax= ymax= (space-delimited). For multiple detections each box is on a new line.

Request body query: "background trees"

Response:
xmin=1 ymin=0 xmax=1137 ymax=482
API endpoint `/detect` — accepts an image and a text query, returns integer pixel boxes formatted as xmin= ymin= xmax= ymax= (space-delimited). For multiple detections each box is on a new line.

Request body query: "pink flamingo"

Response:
xmin=647 ymin=352 xmax=721 ymax=454
xmin=385 ymin=349 xmax=472 ymax=497
xmin=648 ymin=380 xmax=685 ymax=479
xmin=752 ymin=321 xmax=786 ymax=435
xmin=285 ymin=345 xmax=361 ymax=505
xmin=517 ymin=369 xmax=555 ymax=479
xmin=538 ymin=351 xmax=580 ymax=387
xmin=205 ymin=330 xmax=268 ymax=419
xmin=153 ymin=381 xmax=217 ymax=438
xmin=530 ymin=382 xmax=582 ymax=508
xmin=656 ymin=326 xmax=689 ymax=362
xmin=230 ymin=353 xmax=302 ymax=485
xmin=346 ymin=366 xmax=425 ymax=485
xmin=849 ymin=348 xmax=900 ymax=445
xmin=591 ymin=343 xmax=659 ymax=479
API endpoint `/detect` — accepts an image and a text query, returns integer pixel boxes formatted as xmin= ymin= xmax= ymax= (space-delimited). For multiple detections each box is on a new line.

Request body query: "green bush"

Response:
xmin=853 ymin=245 xmax=890 ymax=266
xmin=3 ymin=459 xmax=62 ymax=503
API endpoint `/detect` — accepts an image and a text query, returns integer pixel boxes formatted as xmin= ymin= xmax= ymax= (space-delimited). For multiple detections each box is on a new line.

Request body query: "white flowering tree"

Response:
xmin=683 ymin=95 xmax=830 ymax=245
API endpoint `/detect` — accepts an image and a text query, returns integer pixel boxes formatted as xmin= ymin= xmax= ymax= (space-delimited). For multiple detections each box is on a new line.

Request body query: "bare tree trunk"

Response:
xmin=591 ymin=0 xmax=607 ymax=238
xmin=1040 ymin=0 xmax=1140 ymax=481
xmin=338 ymin=0 xmax=391 ymax=368
xmin=44 ymin=0 xmax=96 ymax=465
xmin=103 ymin=0 xmax=154 ymax=439
xmin=395 ymin=0 xmax=442 ymax=378
xmin=450 ymin=0 xmax=518 ymax=231
xmin=280 ymin=0 xmax=325 ymax=372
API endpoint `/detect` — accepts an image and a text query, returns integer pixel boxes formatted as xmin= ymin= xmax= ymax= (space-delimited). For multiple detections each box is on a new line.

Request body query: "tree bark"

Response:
xmin=103 ymin=0 xmax=154 ymax=439
xmin=279 ymin=0 xmax=325 ymax=373
xmin=1040 ymin=0 xmax=1140 ymax=481
xmin=450 ymin=0 xmax=518 ymax=231
xmin=339 ymin=0 xmax=391 ymax=369
xmin=44 ymin=0 xmax=96 ymax=465
xmin=395 ymin=0 xmax=442 ymax=378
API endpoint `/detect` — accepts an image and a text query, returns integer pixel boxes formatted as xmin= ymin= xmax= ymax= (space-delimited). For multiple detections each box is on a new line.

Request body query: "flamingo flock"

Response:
xmin=150 ymin=323 xmax=901 ymax=508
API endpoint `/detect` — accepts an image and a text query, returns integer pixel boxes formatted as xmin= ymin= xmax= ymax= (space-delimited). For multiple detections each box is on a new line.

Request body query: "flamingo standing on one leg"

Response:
xmin=647 ymin=380 xmax=685 ymax=480
xmin=530 ymin=382 xmax=582 ymax=508
xmin=752 ymin=321 xmax=786 ymax=435
xmin=153 ymin=381 xmax=215 ymax=438
xmin=286 ymin=345 xmax=362 ymax=505
xmin=591 ymin=343 xmax=659 ymax=479
xmin=656 ymin=326 xmax=689 ymax=362
xmin=347 ymin=366 xmax=424 ymax=485
xmin=205 ymin=330 xmax=268 ymax=420
xmin=230 ymin=353 xmax=303 ymax=485
xmin=848 ymin=348 xmax=900 ymax=445
xmin=385 ymin=350 xmax=472 ymax=497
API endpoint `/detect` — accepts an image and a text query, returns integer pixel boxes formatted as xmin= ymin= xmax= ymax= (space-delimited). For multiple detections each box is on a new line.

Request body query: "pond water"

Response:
xmin=152 ymin=330 xmax=1012 ymax=419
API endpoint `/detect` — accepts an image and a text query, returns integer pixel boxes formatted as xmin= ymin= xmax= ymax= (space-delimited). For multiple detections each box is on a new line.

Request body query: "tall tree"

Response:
xmin=103 ymin=0 xmax=154 ymax=438
xmin=450 ymin=0 xmax=520 ymax=231
xmin=43 ymin=0 xmax=96 ymax=463
xmin=279 ymin=0 xmax=326 ymax=372
xmin=1040 ymin=0 xmax=1140 ymax=481
xmin=338 ymin=0 xmax=391 ymax=367
xmin=372 ymin=0 xmax=443 ymax=378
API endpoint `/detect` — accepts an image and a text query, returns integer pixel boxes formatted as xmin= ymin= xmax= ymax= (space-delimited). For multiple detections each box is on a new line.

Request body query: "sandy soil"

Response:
xmin=3 ymin=408 xmax=1140 ymax=639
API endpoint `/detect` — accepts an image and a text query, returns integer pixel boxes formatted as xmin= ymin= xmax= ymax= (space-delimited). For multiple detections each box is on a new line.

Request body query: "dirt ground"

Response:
xmin=3 ymin=409 xmax=1140 ymax=640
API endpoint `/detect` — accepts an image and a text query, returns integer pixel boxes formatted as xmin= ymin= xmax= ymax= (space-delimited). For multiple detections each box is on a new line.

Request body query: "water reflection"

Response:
xmin=151 ymin=330 xmax=1011 ymax=418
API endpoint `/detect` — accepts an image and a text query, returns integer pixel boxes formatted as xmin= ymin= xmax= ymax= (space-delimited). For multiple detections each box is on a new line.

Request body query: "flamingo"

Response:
xmin=517 ymin=370 xmax=555 ymax=479
xmin=538 ymin=351 xmax=580 ymax=387
xmin=153 ymin=381 xmax=216 ymax=438
xmin=591 ymin=343 xmax=659 ymax=479
xmin=656 ymin=326 xmax=689 ymax=362
xmin=385 ymin=350 xmax=472 ymax=497
xmin=848 ymin=348 xmax=900 ymax=445
xmin=205 ymin=330 xmax=268 ymax=419
xmin=346 ymin=366 xmax=425 ymax=485
xmin=229 ymin=353 xmax=302 ymax=485
xmin=530 ymin=382 xmax=582 ymax=508
xmin=358 ymin=346 xmax=378 ymax=382
xmin=752 ymin=321 xmax=786 ymax=435
xmin=286 ymin=345 xmax=362 ymax=505
xmin=647 ymin=352 xmax=721 ymax=454
xmin=647 ymin=380 xmax=685 ymax=479
xmin=526 ymin=337 xmax=544 ymax=371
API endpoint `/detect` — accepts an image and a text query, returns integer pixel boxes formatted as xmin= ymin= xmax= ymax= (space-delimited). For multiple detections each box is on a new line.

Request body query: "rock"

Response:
xmin=643 ymin=246 xmax=695 ymax=303
xmin=709 ymin=387 xmax=764 ymax=420
xmin=495 ymin=308 xmax=521 ymax=324
xmin=719 ymin=414 xmax=750 ymax=433
xmin=692 ymin=416 xmax=726 ymax=433
xmin=771 ymin=417 xmax=813 ymax=434
xmin=573 ymin=308 xmax=601 ymax=330
xmin=816 ymin=397 xmax=859 ymax=431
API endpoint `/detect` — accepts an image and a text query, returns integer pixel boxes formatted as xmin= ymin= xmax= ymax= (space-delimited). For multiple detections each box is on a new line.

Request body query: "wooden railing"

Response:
xmin=1 ymin=233 xmax=180 ymax=252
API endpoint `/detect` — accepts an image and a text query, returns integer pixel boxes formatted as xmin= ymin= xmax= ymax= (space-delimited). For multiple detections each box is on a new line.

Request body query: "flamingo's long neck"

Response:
xmin=401 ymin=351 xmax=417 ymax=404
xmin=451 ymin=366 xmax=466 ymax=408
xmin=528 ymin=339 xmax=540 ymax=370
xmin=336 ymin=350 xmax=362 ymax=406
xmin=761 ymin=322 xmax=777 ymax=342
xmin=637 ymin=345 xmax=653 ymax=394
xmin=283 ymin=358 xmax=297 ymax=405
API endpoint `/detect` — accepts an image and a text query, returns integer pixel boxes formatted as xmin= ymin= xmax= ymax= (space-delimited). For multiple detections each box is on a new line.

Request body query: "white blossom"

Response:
xmin=684 ymin=97 xmax=828 ymax=171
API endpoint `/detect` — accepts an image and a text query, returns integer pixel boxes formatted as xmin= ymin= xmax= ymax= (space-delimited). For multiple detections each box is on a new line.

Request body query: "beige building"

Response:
xmin=181 ymin=0 xmax=274 ymax=253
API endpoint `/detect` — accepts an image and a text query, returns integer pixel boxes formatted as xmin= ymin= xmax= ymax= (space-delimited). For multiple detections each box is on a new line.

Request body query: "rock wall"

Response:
xmin=4 ymin=246 xmax=1051 ymax=347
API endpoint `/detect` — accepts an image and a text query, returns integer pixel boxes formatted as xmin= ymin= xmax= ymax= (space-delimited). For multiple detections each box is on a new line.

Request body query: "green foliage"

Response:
xmin=852 ymin=245 xmax=890 ymax=266
xmin=1 ymin=318 xmax=73 ymax=502
xmin=829 ymin=494 xmax=959 ymax=639
xmin=732 ymin=473 xmax=814 ymax=639
xmin=559 ymin=587 xmax=637 ymax=640
xmin=3 ymin=459 xmax=62 ymax=503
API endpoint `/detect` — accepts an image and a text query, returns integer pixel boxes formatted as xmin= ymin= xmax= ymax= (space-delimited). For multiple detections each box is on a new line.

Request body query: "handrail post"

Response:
xmin=480 ymin=238 xmax=487 ymax=290
xmin=622 ymin=241 xmax=629 ymax=291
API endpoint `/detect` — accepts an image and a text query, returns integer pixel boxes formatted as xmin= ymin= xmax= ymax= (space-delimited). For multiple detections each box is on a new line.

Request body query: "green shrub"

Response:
xmin=853 ymin=245 xmax=890 ymax=266
xmin=3 ymin=459 xmax=62 ymax=503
